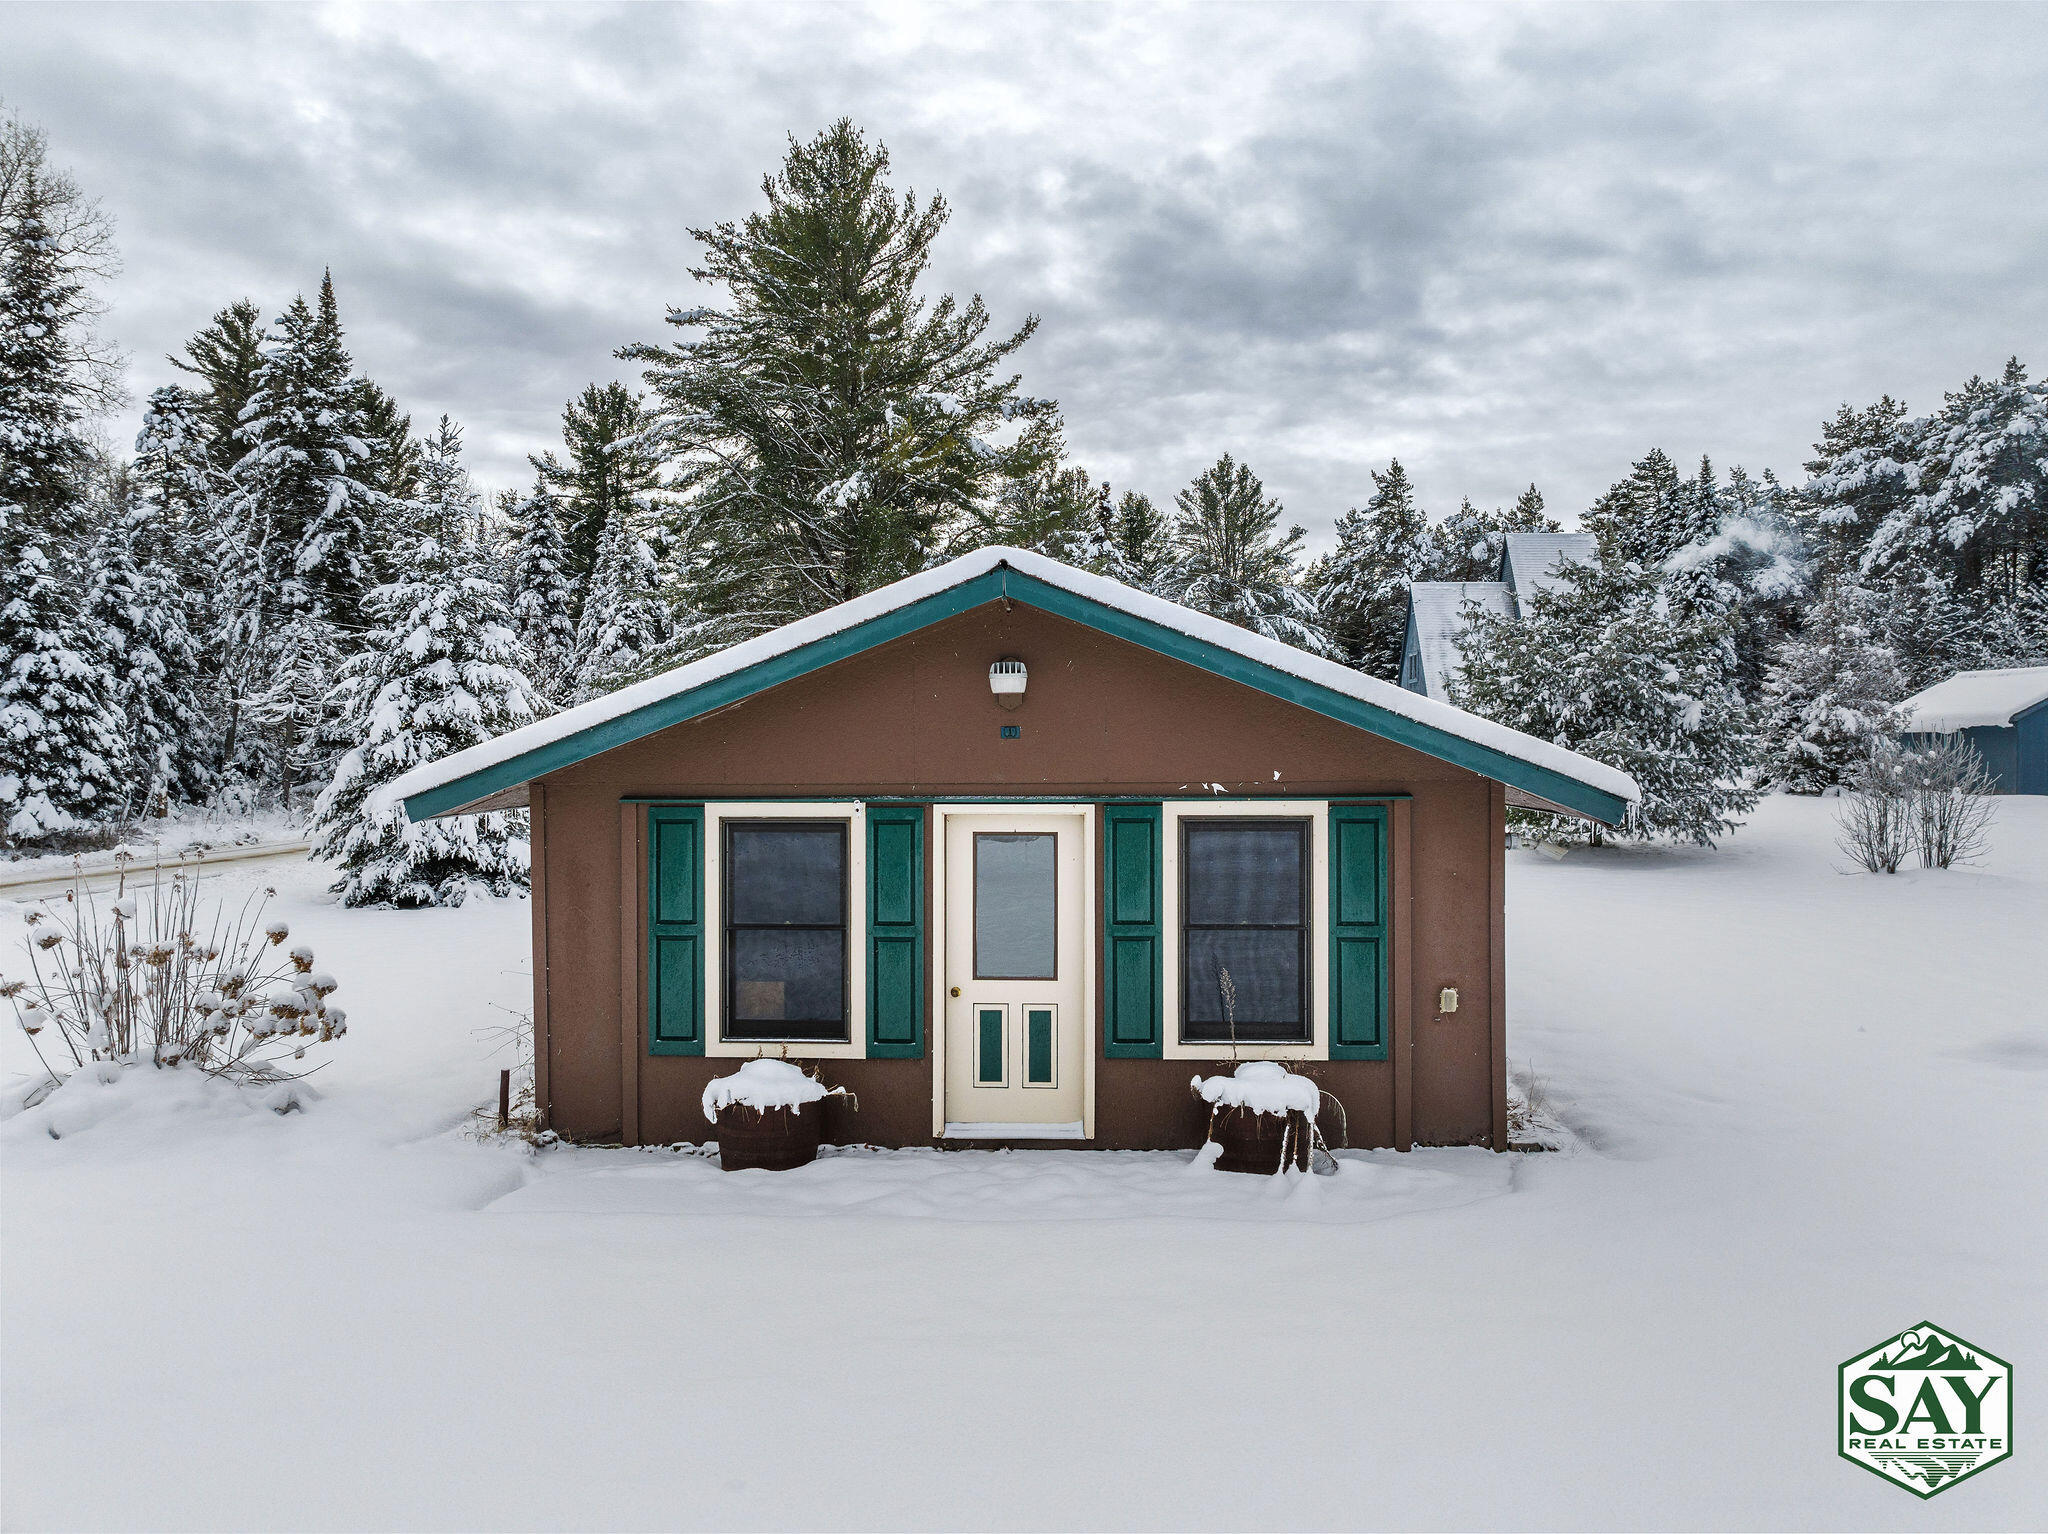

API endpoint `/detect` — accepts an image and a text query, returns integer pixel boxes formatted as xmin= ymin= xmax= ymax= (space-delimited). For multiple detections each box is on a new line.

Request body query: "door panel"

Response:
xmin=944 ymin=813 xmax=1085 ymax=1128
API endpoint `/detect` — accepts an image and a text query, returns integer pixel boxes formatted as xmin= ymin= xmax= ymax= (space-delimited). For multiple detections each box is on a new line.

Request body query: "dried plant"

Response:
xmin=1900 ymin=736 xmax=1998 ymax=869
xmin=1834 ymin=743 xmax=1915 ymax=874
xmin=1 ymin=856 xmax=347 ymax=1090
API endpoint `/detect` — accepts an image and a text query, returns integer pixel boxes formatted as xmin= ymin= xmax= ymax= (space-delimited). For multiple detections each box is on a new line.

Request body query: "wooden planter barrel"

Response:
xmin=1210 ymin=1105 xmax=1312 ymax=1174
xmin=714 ymin=1100 xmax=824 ymax=1171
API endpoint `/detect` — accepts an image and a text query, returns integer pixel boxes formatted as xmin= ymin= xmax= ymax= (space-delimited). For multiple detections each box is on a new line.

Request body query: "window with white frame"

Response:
xmin=721 ymin=819 xmax=849 ymax=1043
xmin=1178 ymin=817 xmax=1311 ymax=1044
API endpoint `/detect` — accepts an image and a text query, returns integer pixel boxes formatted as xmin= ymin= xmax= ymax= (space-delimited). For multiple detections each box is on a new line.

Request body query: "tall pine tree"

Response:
xmin=507 ymin=477 xmax=579 ymax=703
xmin=1304 ymin=458 xmax=1425 ymax=675
xmin=1161 ymin=455 xmax=1328 ymax=651
xmin=1757 ymin=573 xmax=1904 ymax=793
xmin=623 ymin=120 xmax=1059 ymax=643
xmin=313 ymin=450 xmax=538 ymax=907
xmin=531 ymin=382 xmax=662 ymax=584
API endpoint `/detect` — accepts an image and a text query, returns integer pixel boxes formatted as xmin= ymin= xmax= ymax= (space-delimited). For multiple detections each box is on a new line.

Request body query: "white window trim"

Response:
xmin=1161 ymin=800 xmax=1329 ymax=1062
xmin=929 ymin=803 xmax=1097 ymax=1140
xmin=705 ymin=801 xmax=867 ymax=1060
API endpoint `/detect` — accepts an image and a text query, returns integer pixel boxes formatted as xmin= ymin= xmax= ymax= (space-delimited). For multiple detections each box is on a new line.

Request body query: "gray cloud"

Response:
xmin=8 ymin=1 xmax=2045 ymax=543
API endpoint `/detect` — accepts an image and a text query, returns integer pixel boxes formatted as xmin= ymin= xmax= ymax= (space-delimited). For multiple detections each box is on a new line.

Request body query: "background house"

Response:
xmin=1401 ymin=532 xmax=1598 ymax=700
xmin=1897 ymin=666 xmax=2048 ymax=794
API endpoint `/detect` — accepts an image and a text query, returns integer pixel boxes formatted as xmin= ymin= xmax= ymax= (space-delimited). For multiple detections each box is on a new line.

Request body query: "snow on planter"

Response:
xmin=1190 ymin=1060 xmax=1320 ymax=1118
xmin=701 ymin=1057 xmax=833 ymax=1123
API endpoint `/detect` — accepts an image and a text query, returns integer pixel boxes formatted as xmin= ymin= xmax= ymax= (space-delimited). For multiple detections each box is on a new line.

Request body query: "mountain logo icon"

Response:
xmin=1839 ymin=1322 xmax=2013 ymax=1498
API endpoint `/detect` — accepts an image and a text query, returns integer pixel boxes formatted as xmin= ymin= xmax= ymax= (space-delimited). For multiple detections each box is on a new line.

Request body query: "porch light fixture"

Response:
xmin=989 ymin=658 xmax=1027 ymax=710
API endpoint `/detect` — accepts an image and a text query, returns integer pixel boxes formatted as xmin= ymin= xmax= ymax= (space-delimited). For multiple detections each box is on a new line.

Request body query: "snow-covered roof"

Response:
xmin=1500 ymin=532 xmax=1597 ymax=603
xmin=1897 ymin=666 xmax=2048 ymax=733
xmin=388 ymin=547 xmax=1640 ymax=822
xmin=1407 ymin=582 xmax=1515 ymax=701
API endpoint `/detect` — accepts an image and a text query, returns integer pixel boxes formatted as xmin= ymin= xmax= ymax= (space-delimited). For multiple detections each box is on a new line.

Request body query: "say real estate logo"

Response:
xmin=1839 ymin=1322 xmax=2012 ymax=1497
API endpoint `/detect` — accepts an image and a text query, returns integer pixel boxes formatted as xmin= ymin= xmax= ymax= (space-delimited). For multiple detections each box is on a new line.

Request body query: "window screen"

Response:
xmin=1181 ymin=819 xmax=1309 ymax=1043
xmin=723 ymin=821 xmax=848 ymax=1042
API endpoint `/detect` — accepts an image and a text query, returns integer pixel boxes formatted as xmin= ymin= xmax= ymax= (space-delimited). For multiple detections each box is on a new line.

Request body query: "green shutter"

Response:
xmin=1103 ymin=802 xmax=1163 ymax=1058
xmin=647 ymin=804 xmax=704 ymax=1056
xmin=865 ymin=804 xmax=926 ymax=1058
xmin=1328 ymin=803 xmax=1390 ymax=1060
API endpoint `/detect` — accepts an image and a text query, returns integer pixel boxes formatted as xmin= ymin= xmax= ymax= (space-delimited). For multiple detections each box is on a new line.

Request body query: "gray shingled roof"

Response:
xmin=1408 ymin=581 xmax=1515 ymax=699
xmin=1501 ymin=532 xmax=1597 ymax=602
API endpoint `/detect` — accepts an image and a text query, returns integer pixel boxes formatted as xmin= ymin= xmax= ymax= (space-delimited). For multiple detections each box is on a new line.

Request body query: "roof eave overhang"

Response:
xmin=401 ymin=565 xmax=1633 ymax=827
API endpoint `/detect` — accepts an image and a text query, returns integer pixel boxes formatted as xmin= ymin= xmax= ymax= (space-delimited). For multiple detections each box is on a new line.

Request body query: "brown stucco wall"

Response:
xmin=530 ymin=598 xmax=1508 ymax=1151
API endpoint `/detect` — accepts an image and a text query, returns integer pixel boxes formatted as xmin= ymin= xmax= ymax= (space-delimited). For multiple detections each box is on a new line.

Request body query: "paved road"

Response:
xmin=0 ymin=840 xmax=313 ymax=902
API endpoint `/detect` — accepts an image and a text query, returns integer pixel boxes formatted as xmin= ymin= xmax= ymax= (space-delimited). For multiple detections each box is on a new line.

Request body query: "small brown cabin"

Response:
xmin=394 ymin=549 xmax=1636 ymax=1153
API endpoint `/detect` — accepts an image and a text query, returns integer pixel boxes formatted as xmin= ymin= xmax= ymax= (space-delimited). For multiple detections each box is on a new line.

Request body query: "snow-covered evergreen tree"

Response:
xmin=531 ymin=382 xmax=662 ymax=583
xmin=1862 ymin=359 xmax=2047 ymax=602
xmin=1582 ymin=448 xmax=1693 ymax=568
xmin=1109 ymin=491 xmax=1171 ymax=592
xmin=1417 ymin=486 xmax=1559 ymax=582
xmin=1665 ymin=464 xmax=1811 ymax=700
xmin=1160 ymin=455 xmax=1329 ymax=652
xmin=623 ymin=120 xmax=1060 ymax=642
xmin=0 ymin=503 xmax=125 ymax=843
xmin=958 ymin=464 xmax=1106 ymax=562
xmin=168 ymin=299 xmax=266 ymax=479
xmin=239 ymin=612 xmax=342 ymax=811
xmin=507 ymin=476 xmax=579 ymax=703
xmin=1304 ymin=458 xmax=1424 ymax=674
xmin=1454 ymin=554 xmax=1758 ymax=846
xmin=313 ymin=523 xmax=538 ymax=908
xmin=83 ymin=471 xmax=212 ymax=813
xmin=571 ymin=503 xmax=672 ymax=699
xmin=0 ymin=162 xmax=95 ymax=548
xmin=232 ymin=272 xmax=381 ymax=630
xmin=1757 ymin=574 xmax=1905 ymax=793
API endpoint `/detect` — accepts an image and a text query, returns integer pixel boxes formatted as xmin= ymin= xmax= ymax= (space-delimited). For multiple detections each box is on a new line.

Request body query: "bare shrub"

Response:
xmin=1834 ymin=743 xmax=1914 ymax=874
xmin=1 ymin=857 xmax=347 ymax=1091
xmin=1901 ymin=736 xmax=1998 ymax=869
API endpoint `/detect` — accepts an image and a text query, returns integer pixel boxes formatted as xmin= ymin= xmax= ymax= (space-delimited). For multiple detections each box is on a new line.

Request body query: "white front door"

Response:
xmin=942 ymin=812 xmax=1086 ymax=1135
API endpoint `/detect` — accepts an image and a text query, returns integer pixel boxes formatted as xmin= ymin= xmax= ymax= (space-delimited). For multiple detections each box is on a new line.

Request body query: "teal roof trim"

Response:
xmin=402 ymin=561 xmax=1631 ymax=825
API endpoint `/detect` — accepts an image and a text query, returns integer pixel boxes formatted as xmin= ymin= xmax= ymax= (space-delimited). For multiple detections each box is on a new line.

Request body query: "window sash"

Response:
xmin=1178 ymin=818 xmax=1311 ymax=1043
xmin=721 ymin=820 xmax=850 ymax=1043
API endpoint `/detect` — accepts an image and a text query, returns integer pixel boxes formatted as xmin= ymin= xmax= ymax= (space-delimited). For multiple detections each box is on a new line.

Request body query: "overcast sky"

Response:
xmin=9 ymin=1 xmax=2046 ymax=545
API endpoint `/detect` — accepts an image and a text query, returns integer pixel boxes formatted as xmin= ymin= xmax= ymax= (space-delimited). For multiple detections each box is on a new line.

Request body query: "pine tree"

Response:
xmin=1161 ymin=455 xmax=1329 ymax=651
xmin=168 ymin=299 xmax=266 ymax=476
xmin=1582 ymin=448 xmax=1691 ymax=568
xmin=1417 ymin=486 xmax=1559 ymax=582
xmin=1799 ymin=395 xmax=1915 ymax=569
xmin=623 ymin=120 xmax=1060 ymax=642
xmin=313 ymin=523 xmax=538 ymax=908
xmin=83 ymin=468 xmax=213 ymax=814
xmin=1304 ymin=458 xmax=1425 ymax=674
xmin=0 ymin=163 xmax=95 ymax=549
xmin=238 ymin=612 xmax=342 ymax=811
xmin=531 ymin=382 xmax=662 ymax=583
xmin=1864 ymin=359 xmax=2047 ymax=601
xmin=1110 ymin=491 xmax=1171 ymax=591
xmin=958 ymin=464 xmax=1106 ymax=561
xmin=0 ymin=504 xmax=125 ymax=843
xmin=1454 ymin=554 xmax=1758 ymax=846
xmin=232 ymin=272 xmax=381 ymax=629
xmin=572 ymin=505 xmax=671 ymax=699
xmin=507 ymin=476 xmax=579 ymax=703
xmin=1757 ymin=574 xmax=1905 ymax=793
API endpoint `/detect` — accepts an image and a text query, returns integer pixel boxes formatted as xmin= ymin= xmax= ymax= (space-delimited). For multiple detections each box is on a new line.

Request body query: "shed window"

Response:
xmin=722 ymin=821 xmax=849 ymax=1042
xmin=1179 ymin=819 xmax=1310 ymax=1043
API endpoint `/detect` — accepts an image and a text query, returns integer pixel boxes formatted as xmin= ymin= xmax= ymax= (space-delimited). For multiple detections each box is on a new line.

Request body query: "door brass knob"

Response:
xmin=950 ymin=987 xmax=961 ymax=997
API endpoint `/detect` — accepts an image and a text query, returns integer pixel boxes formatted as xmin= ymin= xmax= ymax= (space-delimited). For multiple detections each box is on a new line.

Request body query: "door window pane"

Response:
xmin=975 ymin=832 xmax=1057 ymax=979
xmin=1181 ymin=819 xmax=1310 ymax=1043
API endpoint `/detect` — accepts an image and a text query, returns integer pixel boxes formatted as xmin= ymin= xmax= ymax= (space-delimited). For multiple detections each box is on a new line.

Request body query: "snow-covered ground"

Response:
xmin=2 ymin=796 xmax=2042 ymax=1530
